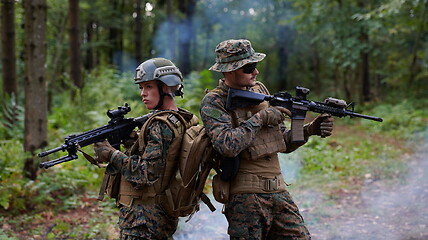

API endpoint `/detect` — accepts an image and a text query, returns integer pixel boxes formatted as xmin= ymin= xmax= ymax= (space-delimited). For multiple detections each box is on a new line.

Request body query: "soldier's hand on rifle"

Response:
xmin=259 ymin=106 xmax=291 ymax=126
xmin=123 ymin=130 xmax=139 ymax=149
xmin=306 ymin=113 xmax=334 ymax=137
xmin=93 ymin=140 xmax=115 ymax=163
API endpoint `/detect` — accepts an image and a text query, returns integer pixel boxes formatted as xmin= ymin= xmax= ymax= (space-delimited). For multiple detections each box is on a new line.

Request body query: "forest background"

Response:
xmin=0 ymin=0 xmax=427 ymax=239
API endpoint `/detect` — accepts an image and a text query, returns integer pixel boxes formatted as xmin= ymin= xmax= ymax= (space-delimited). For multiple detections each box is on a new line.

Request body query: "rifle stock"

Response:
xmin=226 ymin=87 xmax=383 ymax=143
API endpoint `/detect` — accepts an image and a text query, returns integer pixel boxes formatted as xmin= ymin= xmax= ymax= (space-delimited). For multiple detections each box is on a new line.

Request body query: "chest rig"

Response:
xmin=215 ymin=81 xmax=288 ymax=195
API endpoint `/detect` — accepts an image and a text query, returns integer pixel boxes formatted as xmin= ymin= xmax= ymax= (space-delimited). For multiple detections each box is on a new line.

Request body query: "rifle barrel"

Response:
xmin=347 ymin=111 xmax=383 ymax=122
xmin=38 ymin=144 xmax=68 ymax=157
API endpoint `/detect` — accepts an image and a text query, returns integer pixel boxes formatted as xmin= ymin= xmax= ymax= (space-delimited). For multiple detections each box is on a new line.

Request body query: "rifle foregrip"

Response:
xmin=291 ymin=119 xmax=305 ymax=143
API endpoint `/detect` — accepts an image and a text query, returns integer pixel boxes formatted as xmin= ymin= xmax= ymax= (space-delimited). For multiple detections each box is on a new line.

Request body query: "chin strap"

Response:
xmin=154 ymin=81 xmax=166 ymax=110
xmin=154 ymin=81 xmax=183 ymax=109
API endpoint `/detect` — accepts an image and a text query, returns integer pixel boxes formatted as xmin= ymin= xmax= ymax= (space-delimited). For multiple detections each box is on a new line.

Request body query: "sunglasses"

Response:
xmin=240 ymin=63 xmax=257 ymax=74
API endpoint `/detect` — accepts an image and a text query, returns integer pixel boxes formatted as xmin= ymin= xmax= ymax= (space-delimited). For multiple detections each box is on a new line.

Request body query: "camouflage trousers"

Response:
xmin=224 ymin=191 xmax=311 ymax=240
xmin=118 ymin=203 xmax=178 ymax=240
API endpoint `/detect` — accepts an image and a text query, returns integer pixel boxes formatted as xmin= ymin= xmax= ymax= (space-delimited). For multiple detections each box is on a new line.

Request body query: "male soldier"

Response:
xmin=94 ymin=58 xmax=197 ymax=239
xmin=200 ymin=39 xmax=334 ymax=239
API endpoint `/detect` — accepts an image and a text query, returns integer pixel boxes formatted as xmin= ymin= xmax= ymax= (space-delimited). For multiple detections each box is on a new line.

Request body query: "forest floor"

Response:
xmin=173 ymin=138 xmax=428 ymax=240
xmin=301 ymin=142 xmax=428 ymax=240
xmin=2 ymin=130 xmax=428 ymax=240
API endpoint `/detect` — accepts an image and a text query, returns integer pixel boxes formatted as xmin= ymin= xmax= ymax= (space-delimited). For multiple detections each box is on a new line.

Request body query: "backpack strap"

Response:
xmin=139 ymin=110 xmax=189 ymax=194
xmin=114 ymin=110 xmax=190 ymax=207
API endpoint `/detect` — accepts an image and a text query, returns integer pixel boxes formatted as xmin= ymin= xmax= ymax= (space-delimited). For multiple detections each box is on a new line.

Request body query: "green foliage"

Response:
xmin=0 ymin=136 xmax=101 ymax=214
xmin=47 ymin=67 xmax=145 ymax=133
xmin=0 ymin=67 xmax=137 ymax=215
xmin=1 ymin=0 xmax=427 ymax=236
xmin=298 ymin=133 xmax=405 ymax=187
xmin=176 ymin=69 xmax=216 ymax=116
xmin=0 ymin=139 xmax=29 ymax=210
xmin=361 ymin=99 xmax=428 ymax=138
xmin=0 ymin=94 xmax=24 ymax=140
xmin=287 ymin=98 xmax=427 ymax=192
xmin=0 ymin=66 xmax=216 ymax=217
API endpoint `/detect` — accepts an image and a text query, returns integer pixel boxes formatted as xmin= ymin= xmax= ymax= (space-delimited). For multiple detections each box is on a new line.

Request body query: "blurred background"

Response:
xmin=0 ymin=0 xmax=427 ymax=239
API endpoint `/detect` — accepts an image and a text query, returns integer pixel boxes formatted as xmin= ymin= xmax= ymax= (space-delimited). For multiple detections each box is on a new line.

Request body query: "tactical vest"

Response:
xmin=117 ymin=109 xmax=197 ymax=208
xmin=213 ymin=81 xmax=288 ymax=195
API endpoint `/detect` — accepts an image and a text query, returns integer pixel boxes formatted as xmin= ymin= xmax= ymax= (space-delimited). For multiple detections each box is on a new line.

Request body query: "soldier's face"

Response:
xmin=225 ymin=64 xmax=259 ymax=89
xmin=139 ymin=81 xmax=160 ymax=109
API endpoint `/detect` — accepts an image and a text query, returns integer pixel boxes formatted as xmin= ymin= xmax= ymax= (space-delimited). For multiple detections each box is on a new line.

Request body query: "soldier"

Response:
xmin=93 ymin=58 xmax=197 ymax=239
xmin=201 ymin=39 xmax=334 ymax=239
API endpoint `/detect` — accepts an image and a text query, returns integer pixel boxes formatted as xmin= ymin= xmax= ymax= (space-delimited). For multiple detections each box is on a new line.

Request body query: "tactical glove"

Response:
xmin=258 ymin=106 xmax=291 ymax=126
xmin=93 ymin=140 xmax=115 ymax=163
xmin=123 ymin=130 xmax=139 ymax=150
xmin=305 ymin=113 xmax=334 ymax=137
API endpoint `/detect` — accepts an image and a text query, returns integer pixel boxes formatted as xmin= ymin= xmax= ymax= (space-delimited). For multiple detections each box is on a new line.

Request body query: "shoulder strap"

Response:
xmin=138 ymin=110 xmax=191 ymax=194
xmin=253 ymin=81 xmax=271 ymax=95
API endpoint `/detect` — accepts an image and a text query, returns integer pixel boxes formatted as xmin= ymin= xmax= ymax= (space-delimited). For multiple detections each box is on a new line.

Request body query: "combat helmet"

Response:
xmin=134 ymin=58 xmax=183 ymax=86
xmin=134 ymin=58 xmax=184 ymax=109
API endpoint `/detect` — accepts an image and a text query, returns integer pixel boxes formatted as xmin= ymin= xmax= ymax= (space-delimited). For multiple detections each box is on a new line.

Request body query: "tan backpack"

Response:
xmin=163 ymin=122 xmax=216 ymax=218
xmin=99 ymin=110 xmax=216 ymax=219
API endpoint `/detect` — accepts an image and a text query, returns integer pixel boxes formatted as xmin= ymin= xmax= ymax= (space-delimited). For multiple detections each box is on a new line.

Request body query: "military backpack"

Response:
xmin=98 ymin=110 xmax=216 ymax=219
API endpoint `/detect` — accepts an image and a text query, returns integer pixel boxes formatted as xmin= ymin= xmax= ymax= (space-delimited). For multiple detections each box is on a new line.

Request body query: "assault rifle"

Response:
xmin=226 ymin=86 xmax=383 ymax=143
xmin=38 ymin=103 xmax=151 ymax=169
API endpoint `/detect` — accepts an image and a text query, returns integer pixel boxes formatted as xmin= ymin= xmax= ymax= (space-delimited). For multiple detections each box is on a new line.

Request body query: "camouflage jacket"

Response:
xmin=106 ymin=110 xmax=176 ymax=189
xmin=200 ymin=79 xmax=305 ymax=158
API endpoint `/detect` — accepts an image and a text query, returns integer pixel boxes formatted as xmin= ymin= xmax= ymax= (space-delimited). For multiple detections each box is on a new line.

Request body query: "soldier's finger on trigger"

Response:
xmin=274 ymin=106 xmax=292 ymax=117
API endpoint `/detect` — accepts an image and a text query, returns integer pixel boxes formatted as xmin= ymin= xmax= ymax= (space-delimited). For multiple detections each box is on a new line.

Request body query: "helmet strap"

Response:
xmin=154 ymin=81 xmax=183 ymax=109
xmin=154 ymin=81 xmax=166 ymax=110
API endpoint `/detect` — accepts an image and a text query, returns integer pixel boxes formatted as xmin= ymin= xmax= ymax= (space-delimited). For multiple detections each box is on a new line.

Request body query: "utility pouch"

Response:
xmin=219 ymin=156 xmax=240 ymax=181
xmin=98 ymin=172 xmax=121 ymax=201
xmin=212 ymin=174 xmax=230 ymax=204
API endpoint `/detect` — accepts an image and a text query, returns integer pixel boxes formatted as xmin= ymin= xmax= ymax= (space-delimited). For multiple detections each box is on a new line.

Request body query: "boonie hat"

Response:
xmin=209 ymin=39 xmax=266 ymax=72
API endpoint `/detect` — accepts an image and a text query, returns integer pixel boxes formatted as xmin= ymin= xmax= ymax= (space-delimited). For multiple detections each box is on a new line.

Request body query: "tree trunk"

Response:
xmin=311 ymin=46 xmax=321 ymax=95
xmin=84 ymin=21 xmax=94 ymax=70
xmin=69 ymin=0 xmax=82 ymax=89
xmin=108 ymin=0 xmax=124 ymax=69
xmin=357 ymin=0 xmax=371 ymax=102
xmin=340 ymin=66 xmax=352 ymax=100
xmin=1 ymin=0 xmax=17 ymax=129
xmin=167 ymin=0 xmax=176 ymax=60
xmin=178 ymin=0 xmax=196 ymax=75
xmin=1 ymin=0 xmax=17 ymax=100
xmin=23 ymin=0 xmax=48 ymax=180
xmin=134 ymin=0 xmax=142 ymax=63
xmin=202 ymin=26 xmax=212 ymax=69
xmin=359 ymin=28 xmax=370 ymax=102
xmin=408 ymin=1 xmax=427 ymax=87
xmin=277 ymin=25 xmax=289 ymax=91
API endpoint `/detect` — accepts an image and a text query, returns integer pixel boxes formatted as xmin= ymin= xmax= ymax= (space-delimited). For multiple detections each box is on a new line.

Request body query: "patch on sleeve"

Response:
xmin=205 ymin=108 xmax=223 ymax=120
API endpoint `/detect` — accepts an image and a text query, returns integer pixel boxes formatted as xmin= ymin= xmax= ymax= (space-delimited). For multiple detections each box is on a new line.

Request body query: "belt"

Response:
xmin=230 ymin=172 xmax=287 ymax=194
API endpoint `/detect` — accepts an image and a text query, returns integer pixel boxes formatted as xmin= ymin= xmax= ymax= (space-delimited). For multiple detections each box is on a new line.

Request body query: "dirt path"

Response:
xmin=175 ymin=138 xmax=428 ymax=240
xmin=303 ymin=142 xmax=428 ymax=240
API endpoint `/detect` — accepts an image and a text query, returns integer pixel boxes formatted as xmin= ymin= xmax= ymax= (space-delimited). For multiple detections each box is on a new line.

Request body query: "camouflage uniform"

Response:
xmin=201 ymin=39 xmax=311 ymax=240
xmin=94 ymin=58 xmax=193 ymax=239
xmin=106 ymin=110 xmax=180 ymax=239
